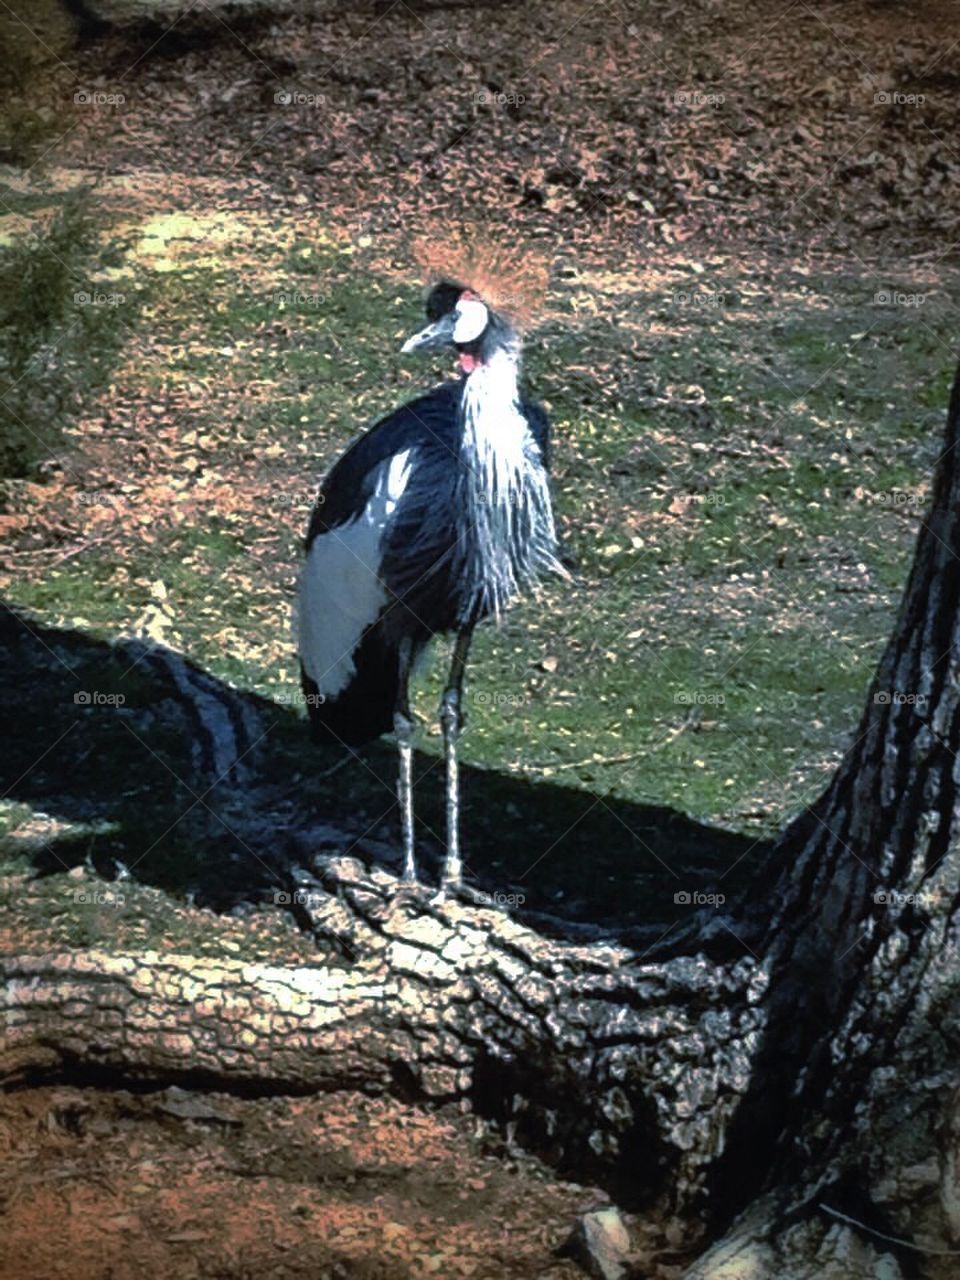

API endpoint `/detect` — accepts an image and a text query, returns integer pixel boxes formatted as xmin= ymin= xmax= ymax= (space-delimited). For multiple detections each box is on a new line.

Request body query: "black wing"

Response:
xmin=305 ymin=381 xmax=463 ymax=546
xmin=521 ymin=397 xmax=552 ymax=469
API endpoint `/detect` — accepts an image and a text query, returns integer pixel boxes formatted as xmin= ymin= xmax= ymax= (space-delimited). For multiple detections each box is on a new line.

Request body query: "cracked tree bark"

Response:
xmin=5 ymin=366 xmax=960 ymax=1278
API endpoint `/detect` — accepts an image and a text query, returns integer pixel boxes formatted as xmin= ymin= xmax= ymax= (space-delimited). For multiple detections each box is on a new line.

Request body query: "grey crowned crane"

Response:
xmin=297 ymin=278 xmax=564 ymax=890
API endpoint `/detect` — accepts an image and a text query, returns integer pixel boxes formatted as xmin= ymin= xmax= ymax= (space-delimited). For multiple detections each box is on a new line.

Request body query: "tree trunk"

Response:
xmin=6 ymin=369 xmax=960 ymax=1277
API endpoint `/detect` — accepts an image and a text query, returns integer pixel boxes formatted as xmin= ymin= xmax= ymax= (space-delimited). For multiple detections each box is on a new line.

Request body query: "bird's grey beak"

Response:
xmin=401 ymin=312 xmax=457 ymax=354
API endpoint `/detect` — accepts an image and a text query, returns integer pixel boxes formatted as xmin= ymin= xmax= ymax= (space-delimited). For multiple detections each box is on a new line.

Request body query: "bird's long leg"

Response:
xmin=394 ymin=639 xmax=416 ymax=882
xmin=439 ymin=626 xmax=474 ymax=890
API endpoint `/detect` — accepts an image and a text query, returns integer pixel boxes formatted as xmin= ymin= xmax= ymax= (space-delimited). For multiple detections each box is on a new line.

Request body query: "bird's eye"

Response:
xmin=452 ymin=299 xmax=489 ymax=344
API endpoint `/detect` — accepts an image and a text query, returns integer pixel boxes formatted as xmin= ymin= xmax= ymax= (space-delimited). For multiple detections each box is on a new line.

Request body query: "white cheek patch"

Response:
xmin=452 ymin=298 xmax=488 ymax=344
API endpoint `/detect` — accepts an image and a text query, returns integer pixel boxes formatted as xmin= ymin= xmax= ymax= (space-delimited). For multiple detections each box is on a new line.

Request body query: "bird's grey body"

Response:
xmin=297 ymin=282 xmax=562 ymax=888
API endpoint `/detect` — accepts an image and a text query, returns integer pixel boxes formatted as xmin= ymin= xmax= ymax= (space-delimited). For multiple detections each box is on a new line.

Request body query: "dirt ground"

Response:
xmin=0 ymin=1085 xmax=636 ymax=1280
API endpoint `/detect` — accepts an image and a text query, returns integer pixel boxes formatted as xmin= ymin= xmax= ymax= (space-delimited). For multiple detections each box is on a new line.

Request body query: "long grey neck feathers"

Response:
xmin=455 ymin=345 xmax=564 ymax=622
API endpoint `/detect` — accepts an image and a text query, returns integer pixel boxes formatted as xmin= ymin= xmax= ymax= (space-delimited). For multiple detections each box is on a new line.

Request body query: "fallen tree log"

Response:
xmin=3 ymin=860 xmax=762 ymax=1223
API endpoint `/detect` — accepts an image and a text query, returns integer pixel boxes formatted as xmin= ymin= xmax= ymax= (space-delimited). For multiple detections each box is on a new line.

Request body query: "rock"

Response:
xmin=564 ymin=1206 xmax=630 ymax=1280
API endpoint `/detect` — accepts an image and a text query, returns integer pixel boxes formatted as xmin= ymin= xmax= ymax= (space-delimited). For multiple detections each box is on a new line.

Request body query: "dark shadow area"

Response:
xmin=56 ymin=0 xmax=293 ymax=57
xmin=471 ymin=1045 xmax=675 ymax=1211
xmin=0 ymin=604 xmax=772 ymax=944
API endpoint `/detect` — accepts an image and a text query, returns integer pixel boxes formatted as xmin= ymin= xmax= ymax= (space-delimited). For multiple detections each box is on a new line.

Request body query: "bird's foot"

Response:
xmin=392 ymin=876 xmax=426 ymax=909
xmin=430 ymin=871 xmax=463 ymax=907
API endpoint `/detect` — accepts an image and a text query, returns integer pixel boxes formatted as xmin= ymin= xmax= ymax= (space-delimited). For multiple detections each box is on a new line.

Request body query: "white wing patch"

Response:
xmin=298 ymin=449 xmax=414 ymax=699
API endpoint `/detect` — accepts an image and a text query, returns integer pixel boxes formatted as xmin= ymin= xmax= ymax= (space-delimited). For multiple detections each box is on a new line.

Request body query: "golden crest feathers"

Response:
xmin=410 ymin=229 xmax=551 ymax=329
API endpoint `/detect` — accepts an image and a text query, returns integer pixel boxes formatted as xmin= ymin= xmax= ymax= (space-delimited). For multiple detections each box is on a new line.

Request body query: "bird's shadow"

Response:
xmin=0 ymin=604 xmax=771 ymax=949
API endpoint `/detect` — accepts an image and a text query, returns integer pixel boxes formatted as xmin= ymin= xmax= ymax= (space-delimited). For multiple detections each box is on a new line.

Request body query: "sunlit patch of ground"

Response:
xmin=0 ymin=1086 xmax=618 ymax=1280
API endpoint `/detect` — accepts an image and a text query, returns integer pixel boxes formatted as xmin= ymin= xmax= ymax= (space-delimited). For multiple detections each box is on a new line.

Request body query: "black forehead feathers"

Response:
xmin=425 ymin=280 xmax=468 ymax=321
